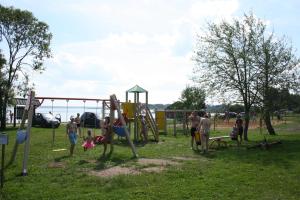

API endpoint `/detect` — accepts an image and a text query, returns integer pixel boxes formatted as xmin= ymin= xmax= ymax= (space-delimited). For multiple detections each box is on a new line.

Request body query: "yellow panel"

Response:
xmin=122 ymin=102 xmax=135 ymax=119
xmin=156 ymin=111 xmax=165 ymax=131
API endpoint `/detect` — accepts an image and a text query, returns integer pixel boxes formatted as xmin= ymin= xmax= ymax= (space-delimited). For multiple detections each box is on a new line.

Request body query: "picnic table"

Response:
xmin=209 ymin=136 xmax=231 ymax=148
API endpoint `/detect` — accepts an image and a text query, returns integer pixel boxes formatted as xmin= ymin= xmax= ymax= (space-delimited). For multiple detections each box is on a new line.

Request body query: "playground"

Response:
xmin=0 ymin=89 xmax=299 ymax=199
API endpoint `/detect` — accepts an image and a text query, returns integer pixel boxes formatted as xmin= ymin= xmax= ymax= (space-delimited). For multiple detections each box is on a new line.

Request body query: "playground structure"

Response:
xmin=123 ymin=85 xmax=159 ymax=142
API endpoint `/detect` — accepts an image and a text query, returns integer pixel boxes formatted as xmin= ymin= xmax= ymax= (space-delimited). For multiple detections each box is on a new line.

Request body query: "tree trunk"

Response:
xmin=0 ymin=94 xmax=8 ymax=130
xmin=243 ymin=109 xmax=250 ymax=141
xmin=264 ymin=110 xmax=275 ymax=135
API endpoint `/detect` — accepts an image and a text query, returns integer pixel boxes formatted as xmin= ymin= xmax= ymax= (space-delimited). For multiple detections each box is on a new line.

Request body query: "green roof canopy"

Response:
xmin=126 ymin=85 xmax=148 ymax=93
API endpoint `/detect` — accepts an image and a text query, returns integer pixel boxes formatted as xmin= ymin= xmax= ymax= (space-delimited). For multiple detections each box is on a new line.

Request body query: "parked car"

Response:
xmin=33 ymin=113 xmax=61 ymax=128
xmin=80 ymin=112 xmax=101 ymax=128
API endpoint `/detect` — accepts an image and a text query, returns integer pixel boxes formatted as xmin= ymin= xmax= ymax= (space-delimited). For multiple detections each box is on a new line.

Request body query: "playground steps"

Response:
xmin=145 ymin=107 xmax=159 ymax=142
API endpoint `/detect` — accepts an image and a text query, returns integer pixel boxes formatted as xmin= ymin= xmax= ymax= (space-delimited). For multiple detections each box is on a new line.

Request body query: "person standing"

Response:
xmin=75 ymin=113 xmax=81 ymax=137
xmin=66 ymin=116 xmax=78 ymax=156
xmin=9 ymin=111 xmax=13 ymax=124
xmin=198 ymin=114 xmax=211 ymax=153
xmin=235 ymin=115 xmax=243 ymax=143
xmin=188 ymin=111 xmax=200 ymax=149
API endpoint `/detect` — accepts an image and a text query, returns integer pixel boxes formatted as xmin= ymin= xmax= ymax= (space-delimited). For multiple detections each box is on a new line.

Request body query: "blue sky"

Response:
xmin=1 ymin=0 xmax=300 ymax=105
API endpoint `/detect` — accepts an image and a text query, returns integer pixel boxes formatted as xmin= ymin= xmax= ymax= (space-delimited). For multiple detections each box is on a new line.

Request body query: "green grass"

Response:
xmin=0 ymin=116 xmax=300 ymax=200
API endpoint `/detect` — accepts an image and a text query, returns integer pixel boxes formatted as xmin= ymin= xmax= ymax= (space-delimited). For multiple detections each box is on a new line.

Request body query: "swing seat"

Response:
xmin=16 ymin=130 xmax=27 ymax=144
xmin=112 ymin=126 xmax=128 ymax=137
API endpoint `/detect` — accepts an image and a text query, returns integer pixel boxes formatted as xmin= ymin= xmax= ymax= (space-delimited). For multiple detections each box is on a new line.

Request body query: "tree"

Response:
xmin=180 ymin=86 xmax=206 ymax=110
xmin=193 ymin=12 xmax=299 ymax=137
xmin=167 ymin=86 xmax=206 ymax=111
xmin=193 ymin=13 xmax=263 ymax=140
xmin=255 ymin=32 xmax=299 ymax=134
xmin=0 ymin=5 xmax=52 ymax=129
xmin=0 ymin=52 xmax=6 ymax=127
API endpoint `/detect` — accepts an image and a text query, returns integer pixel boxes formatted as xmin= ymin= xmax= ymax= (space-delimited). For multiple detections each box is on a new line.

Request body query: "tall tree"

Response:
xmin=0 ymin=5 xmax=52 ymax=129
xmin=255 ymin=33 xmax=299 ymax=134
xmin=193 ymin=13 xmax=263 ymax=140
xmin=193 ymin=12 xmax=299 ymax=137
xmin=0 ymin=51 xmax=6 ymax=127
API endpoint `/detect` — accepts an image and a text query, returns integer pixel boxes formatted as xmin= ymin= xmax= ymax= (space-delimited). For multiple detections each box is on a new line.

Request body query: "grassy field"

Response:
xmin=0 ymin=116 xmax=299 ymax=200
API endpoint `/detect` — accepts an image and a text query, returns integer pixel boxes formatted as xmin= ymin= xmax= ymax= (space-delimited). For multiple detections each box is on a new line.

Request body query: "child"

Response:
xmin=140 ymin=115 xmax=148 ymax=142
xmin=66 ymin=116 xmax=77 ymax=156
xmin=94 ymin=117 xmax=113 ymax=157
xmin=82 ymin=129 xmax=95 ymax=151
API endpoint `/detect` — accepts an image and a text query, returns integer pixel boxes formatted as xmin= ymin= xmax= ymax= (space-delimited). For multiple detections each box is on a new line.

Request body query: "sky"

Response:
xmin=1 ymin=0 xmax=300 ymax=106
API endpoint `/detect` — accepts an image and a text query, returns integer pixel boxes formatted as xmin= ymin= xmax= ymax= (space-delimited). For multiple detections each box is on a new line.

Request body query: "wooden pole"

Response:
xmin=165 ymin=111 xmax=168 ymax=135
xmin=134 ymin=93 xmax=137 ymax=142
xmin=13 ymin=106 xmax=16 ymax=127
xmin=111 ymin=95 xmax=138 ymax=157
xmin=21 ymin=91 xmax=35 ymax=176
xmin=1 ymin=144 xmax=5 ymax=188
xmin=173 ymin=112 xmax=177 ymax=136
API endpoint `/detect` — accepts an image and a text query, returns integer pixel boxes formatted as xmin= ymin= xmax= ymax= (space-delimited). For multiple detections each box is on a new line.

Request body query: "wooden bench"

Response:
xmin=209 ymin=136 xmax=231 ymax=148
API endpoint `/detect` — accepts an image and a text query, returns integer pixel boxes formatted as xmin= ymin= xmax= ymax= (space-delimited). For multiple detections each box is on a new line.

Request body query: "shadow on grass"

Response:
xmin=54 ymin=155 xmax=70 ymax=162
xmin=93 ymin=152 xmax=137 ymax=171
xmin=210 ymin=138 xmax=300 ymax=169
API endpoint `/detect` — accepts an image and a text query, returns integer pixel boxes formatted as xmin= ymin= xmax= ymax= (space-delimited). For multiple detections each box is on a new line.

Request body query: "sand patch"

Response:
xmin=137 ymin=158 xmax=179 ymax=166
xmin=172 ymin=156 xmax=198 ymax=161
xmin=89 ymin=166 xmax=140 ymax=177
xmin=48 ymin=162 xmax=66 ymax=168
xmin=87 ymin=158 xmax=181 ymax=178
xmin=141 ymin=166 xmax=164 ymax=173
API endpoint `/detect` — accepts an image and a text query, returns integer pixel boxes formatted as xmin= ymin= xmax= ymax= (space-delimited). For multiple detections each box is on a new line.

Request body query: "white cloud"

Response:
xmin=30 ymin=0 xmax=240 ymax=104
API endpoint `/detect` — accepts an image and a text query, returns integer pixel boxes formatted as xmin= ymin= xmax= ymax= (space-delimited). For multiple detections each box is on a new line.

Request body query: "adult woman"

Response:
xmin=198 ymin=114 xmax=211 ymax=153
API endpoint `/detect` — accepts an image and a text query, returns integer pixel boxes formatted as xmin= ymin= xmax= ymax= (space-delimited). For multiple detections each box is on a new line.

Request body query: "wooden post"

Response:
xmin=164 ymin=111 xmax=167 ymax=135
xmin=13 ymin=106 xmax=17 ymax=127
xmin=214 ymin=115 xmax=216 ymax=131
xmin=134 ymin=93 xmax=137 ymax=142
xmin=0 ymin=133 xmax=8 ymax=188
xmin=1 ymin=144 xmax=5 ymax=188
xmin=173 ymin=112 xmax=177 ymax=136
xmin=21 ymin=91 xmax=35 ymax=176
xmin=111 ymin=95 xmax=138 ymax=158
xmin=183 ymin=111 xmax=187 ymax=135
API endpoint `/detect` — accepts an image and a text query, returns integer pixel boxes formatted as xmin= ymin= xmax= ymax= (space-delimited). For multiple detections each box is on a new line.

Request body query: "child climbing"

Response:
xmin=140 ymin=115 xmax=148 ymax=142
xmin=82 ymin=129 xmax=95 ymax=151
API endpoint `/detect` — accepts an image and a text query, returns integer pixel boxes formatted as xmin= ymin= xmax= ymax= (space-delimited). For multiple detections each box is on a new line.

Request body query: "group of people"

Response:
xmin=66 ymin=114 xmax=113 ymax=156
xmin=189 ymin=111 xmax=244 ymax=153
xmin=189 ymin=111 xmax=211 ymax=153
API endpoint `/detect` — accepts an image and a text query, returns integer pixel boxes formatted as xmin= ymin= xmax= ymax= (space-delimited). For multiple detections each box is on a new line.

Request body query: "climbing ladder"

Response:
xmin=136 ymin=104 xmax=159 ymax=142
xmin=145 ymin=107 xmax=159 ymax=142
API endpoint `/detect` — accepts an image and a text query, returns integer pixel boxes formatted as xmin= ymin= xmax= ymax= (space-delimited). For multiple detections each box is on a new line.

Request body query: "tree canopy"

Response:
xmin=167 ymin=86 xmax=206 ymax=110
xmin=193 ymin=12 xmax=299 ymax=136
xmin=0 ymin=4 xmax=52 ymax=129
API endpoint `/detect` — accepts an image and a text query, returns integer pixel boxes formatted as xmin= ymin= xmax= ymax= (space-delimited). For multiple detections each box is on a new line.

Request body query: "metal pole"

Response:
xmin=66 ymin=100 xmax=69 ymax=123
xmin=102 ymin=100 xmax=105 ymax=119
xmin=51 ymin=99 xmax=55 ymax=147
